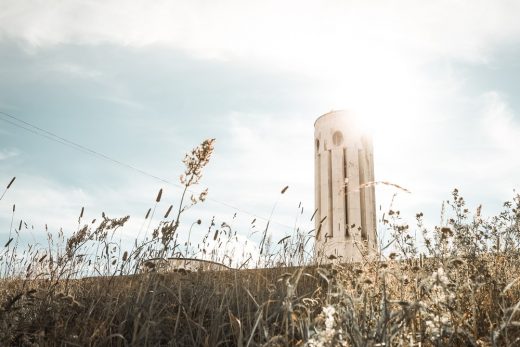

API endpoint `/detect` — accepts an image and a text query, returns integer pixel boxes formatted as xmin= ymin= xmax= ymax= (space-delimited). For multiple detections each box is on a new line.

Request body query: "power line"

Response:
xmin=1 ymin=111 xmax=170 ymax=184
xmin=0 ymin=110 xmax=297 ymax=230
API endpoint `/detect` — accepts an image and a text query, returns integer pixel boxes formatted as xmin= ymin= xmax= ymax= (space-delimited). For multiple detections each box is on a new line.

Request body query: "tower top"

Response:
xmin=314 ymin=109 xmax=357 ymax=126
xmin=314 ymin=110 xmax=367 ymax=148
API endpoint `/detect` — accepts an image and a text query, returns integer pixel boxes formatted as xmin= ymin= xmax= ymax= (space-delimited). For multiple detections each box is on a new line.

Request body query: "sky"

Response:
xmin=1 ymin=0 xmax=519 ymax=260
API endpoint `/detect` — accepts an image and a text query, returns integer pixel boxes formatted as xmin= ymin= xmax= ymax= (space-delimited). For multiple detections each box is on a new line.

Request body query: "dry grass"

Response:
xmin=1 ymin=140 xmax=520 ymax=346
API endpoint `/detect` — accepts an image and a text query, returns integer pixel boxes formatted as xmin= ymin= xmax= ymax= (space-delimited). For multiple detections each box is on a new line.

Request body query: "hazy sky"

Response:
xmin=1 ymin=0 xmax=519 ymax=256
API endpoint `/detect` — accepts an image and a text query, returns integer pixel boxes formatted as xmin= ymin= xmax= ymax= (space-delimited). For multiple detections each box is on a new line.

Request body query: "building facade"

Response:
xmin=314 ymin=110 xmax=378 ymax=262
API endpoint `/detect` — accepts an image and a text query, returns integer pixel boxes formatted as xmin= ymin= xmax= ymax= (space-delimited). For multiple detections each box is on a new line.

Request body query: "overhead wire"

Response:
xmin=0 ymin=110 xmax=298 ymax=230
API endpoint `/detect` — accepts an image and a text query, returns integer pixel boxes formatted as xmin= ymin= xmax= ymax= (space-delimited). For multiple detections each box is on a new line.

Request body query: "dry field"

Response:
xmin=1 ymin=140 xmax=520 ymax=346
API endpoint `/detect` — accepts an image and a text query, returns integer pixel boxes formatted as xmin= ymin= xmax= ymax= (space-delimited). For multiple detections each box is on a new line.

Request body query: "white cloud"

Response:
xmin=225 ymin=111 xmax=312 ymax=184
xmin=129 ymin=110 xmax=316 ymax=246
xmin=3 ymin=1 xmax=517 ymax=141
xmin=3 ymin=0 xmax=518 ymax=142
xmin=0 ymin=148 xmax=19 ymax=160
xmin=0 ymin=175 xmax=89 ymax=249
xmin=470 ymin=91 xmax=520 ymax=196
xmin=2 ymin=0 xmax=520 ymax=74
xmin=49 ymin=62 xmax=103 ymax=80
xmin=0 ymin=167 xmax=247 ymax=254
xmin=480 ymin=91 xmax=520 ymax=151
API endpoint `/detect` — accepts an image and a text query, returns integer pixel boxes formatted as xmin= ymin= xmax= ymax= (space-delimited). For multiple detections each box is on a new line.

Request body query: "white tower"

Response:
xmin=314 ymin=110 xmax=377 ymax=262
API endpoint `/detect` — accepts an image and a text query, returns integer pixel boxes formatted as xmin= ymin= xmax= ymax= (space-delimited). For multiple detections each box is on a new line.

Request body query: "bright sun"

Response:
xmin=319 ymin=49 xmax=425 ymax=152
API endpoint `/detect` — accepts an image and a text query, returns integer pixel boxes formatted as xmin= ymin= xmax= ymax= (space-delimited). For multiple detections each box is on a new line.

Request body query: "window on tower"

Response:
xmin=332 ymin=131 xmax=343 ymax=146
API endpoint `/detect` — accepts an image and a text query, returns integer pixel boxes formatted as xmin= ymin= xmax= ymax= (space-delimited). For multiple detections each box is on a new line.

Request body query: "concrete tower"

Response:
xmin=314 ymin=110 xmax=377 ymax=262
